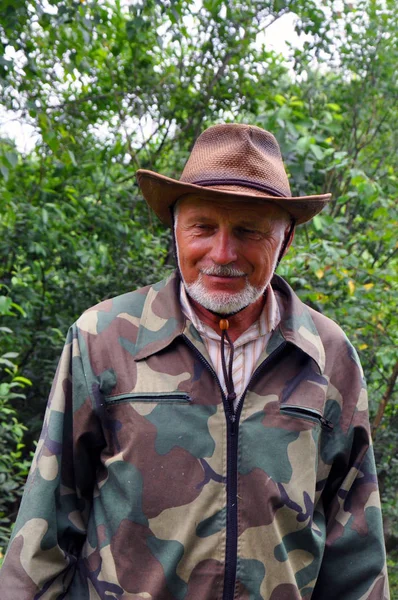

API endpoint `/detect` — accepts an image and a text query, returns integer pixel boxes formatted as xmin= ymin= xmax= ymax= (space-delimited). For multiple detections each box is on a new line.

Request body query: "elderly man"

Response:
xmin=1 ymin=124 xmax=389 ymax=599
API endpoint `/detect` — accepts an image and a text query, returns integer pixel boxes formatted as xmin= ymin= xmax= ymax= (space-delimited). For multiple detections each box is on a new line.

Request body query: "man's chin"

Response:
xmin=197 ymin=301 xmax=247 ymax=315
xmin=185 ymin=284 xmax=265 ymax=315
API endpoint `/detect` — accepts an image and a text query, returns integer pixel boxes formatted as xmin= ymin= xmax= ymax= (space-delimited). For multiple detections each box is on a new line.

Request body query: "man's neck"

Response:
xmin=188 ymin=294 xmax=266 ymax=343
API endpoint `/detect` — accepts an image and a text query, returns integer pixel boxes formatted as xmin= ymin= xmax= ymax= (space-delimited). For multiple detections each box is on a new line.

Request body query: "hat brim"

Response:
xmin=136 ymin=169 xmax=332 ymax=226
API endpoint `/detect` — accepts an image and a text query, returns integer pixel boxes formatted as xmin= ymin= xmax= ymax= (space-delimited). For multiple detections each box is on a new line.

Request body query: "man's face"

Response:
xmin=175 ymin=194 xmax=291 ymax=314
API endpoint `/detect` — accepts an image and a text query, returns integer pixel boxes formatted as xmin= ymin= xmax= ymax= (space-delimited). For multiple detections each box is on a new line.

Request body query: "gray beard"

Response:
xmin=181 ymin=265 xmax=267 ymax=314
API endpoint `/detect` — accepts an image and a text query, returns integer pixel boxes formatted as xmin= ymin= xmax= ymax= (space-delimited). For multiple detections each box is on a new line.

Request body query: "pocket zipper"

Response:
xmin=105 ymin=392 xmax=192 ymax=405
xmin=280 ymin=405 xmax=334 ymax=431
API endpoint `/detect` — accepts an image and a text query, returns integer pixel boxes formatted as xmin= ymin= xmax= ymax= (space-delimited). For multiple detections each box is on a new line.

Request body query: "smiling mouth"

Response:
xmin=203 ymin=274 xmax=247 ymax=287
xmin=200 ymin=268 xmax=247 ymax=278
xmin=203 ymin=273 xmax=244 ymax=279
xmin=208 ymin=274 xmax=241 ymax=278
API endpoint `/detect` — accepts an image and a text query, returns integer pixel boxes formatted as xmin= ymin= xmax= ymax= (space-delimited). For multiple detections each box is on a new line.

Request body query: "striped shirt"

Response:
xmin=180 ymin=283 xmax=281 ymax=409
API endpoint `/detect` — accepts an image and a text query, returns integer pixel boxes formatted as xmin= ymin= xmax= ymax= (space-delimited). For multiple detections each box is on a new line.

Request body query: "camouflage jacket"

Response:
xmin=1 ymin=271 xmax=389 ymax=599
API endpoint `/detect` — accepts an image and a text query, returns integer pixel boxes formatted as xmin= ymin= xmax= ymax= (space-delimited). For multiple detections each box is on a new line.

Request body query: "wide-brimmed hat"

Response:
xmin=136 ymin=123 xmax=331 ymax=226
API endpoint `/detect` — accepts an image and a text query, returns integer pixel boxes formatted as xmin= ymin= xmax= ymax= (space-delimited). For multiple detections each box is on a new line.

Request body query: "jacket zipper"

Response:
xmin=183 ymin=334 xmax=287 ymax=600
xmin=222 ymin=342 xmax=287 ymax=600
xmin=280 ymin=405 xmax=334 ymax=431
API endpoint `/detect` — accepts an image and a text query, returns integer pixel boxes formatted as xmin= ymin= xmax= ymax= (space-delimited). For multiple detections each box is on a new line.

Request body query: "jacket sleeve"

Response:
xmin=312 ymin=341 xmax=390 ymax=599
xmin=0 ymin=324 xmax=105 ymax=599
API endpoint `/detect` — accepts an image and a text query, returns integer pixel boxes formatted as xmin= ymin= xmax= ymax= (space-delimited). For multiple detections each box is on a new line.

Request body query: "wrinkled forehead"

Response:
xmin=173 ymin=193 xmax=290 ymax=224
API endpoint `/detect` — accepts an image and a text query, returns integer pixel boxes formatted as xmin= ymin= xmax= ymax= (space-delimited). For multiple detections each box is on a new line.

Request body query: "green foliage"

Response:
xmin=388 ymin=557 xmax=398 ymax=599
xmin=0 ymin=0 xmax=397 ymax=585
xmin=0 ymin=294 xmax=31 ymax=559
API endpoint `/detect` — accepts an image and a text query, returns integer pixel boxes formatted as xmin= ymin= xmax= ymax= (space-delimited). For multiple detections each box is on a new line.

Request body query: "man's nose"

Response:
xmin=209 ymin=229 xmax=238 ymax=265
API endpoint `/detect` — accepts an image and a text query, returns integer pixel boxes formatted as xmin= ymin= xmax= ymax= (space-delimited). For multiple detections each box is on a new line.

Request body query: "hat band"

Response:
xmin=190 ymin=178 xmax=288 ymax=198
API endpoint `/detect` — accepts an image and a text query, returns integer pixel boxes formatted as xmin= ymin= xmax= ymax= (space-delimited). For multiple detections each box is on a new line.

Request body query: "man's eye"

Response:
xmin=238 ymin=227 xmax=263 ymax=238
xmin=195 ymin=224 xmax=213 ymax=231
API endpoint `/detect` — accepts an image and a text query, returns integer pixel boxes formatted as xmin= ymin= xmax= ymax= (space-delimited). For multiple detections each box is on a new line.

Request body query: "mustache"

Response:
xmin=200 ymin=265 xmax=247 ymax=277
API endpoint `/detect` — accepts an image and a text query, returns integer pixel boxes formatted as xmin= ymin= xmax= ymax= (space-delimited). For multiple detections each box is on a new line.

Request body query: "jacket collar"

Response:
xmin=134 ymin=271 xmax=186 ymax=361
xmin=134 ymin=270 xmax=325 ymax=373
xmin=271 ymin=274 xmax=326 ymax=373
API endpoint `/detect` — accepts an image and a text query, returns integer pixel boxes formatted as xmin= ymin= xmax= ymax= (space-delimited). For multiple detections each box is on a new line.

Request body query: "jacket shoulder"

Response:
xmin=274 ymin=275 xmax=361 ymax=374
xmin=306 ymin=305 xmax=364 ymax=377
xmin=74 ymin=271 xmax=178 ymax=337
xmin=75 ymin=281 xmax=156 ymax=335
xmin=306 ymin=305 xmax=349 ymax=346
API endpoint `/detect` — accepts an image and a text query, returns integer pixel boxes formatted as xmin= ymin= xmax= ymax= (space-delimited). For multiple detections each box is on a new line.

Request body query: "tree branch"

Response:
xmin=372 ymin=359 xmax=398 ymax=438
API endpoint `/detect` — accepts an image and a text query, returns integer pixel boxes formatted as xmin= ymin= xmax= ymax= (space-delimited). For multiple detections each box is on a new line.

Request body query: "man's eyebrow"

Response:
xmin=184 ymin=214 xmax=215 ymax=223
xmin=236 ymin=219 xmax=271 ymax=230
xmin=237 ymin=220 xmax=262 ymax=228
xmin=183 ymin=215 xmax=270 ymax=228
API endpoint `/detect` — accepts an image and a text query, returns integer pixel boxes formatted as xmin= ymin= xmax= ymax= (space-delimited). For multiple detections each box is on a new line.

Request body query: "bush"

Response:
xmin=0 ymin=295 xmax=31 ymax=561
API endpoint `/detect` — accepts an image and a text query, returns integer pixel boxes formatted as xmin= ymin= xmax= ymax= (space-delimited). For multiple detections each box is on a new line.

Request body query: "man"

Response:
xmin=0 ymin=124 xmax=389 ymax=599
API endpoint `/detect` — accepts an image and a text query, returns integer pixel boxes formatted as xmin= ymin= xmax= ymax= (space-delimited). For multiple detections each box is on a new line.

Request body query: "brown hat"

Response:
xmin=136 ymin=123 xmax=331 ymax=226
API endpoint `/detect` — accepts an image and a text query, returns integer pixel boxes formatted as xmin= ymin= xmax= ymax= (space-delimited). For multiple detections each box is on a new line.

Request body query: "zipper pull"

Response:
xmin=230 ymin=415 xmax=237 ymax=436
xmin=320 ymin=416 xmax=334 ymax=431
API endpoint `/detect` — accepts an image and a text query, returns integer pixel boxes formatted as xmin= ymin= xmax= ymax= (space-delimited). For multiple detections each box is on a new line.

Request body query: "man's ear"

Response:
xmin=282 ymin=221 xmax=295 ymax=257
xmin=276 ymin=219 xmax=295 ymax=267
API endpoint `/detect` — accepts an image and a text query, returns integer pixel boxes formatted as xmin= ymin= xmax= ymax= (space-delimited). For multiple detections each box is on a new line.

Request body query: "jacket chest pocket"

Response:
xmin=103 ymin=391 xmax=198 ymax=455
xmin=102 ymin=391 xmax=217 ymax=465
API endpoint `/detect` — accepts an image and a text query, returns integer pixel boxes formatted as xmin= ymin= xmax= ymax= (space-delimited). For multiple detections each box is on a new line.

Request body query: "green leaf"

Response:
xmin=0 ymin=163 xmax=9 ymax=181
xmin=68 ymin=150 xmax=77 ymax=166
xmin=326 ymin=103 xmax=341 ymax=112
xmin=312 ymin=215 xmax=323 ymax=232
xmin=12 ymin=376 xmax=32 ymax=386
xmin=310 ymin=144 xmax=324 ymax=160
xmin=274 ymin=94 xmax=286 ymax=106
xmin=1 ymin=353 xmax=19 ymax=359
xmin=0 ymin=358 xmax=16 ymax=369
xmin=4 ymin=151 xmax=18 ymax=168
xmin=0 ymin=297 xmax=12 ymax=315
